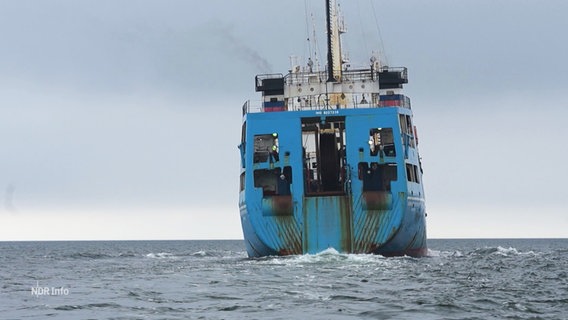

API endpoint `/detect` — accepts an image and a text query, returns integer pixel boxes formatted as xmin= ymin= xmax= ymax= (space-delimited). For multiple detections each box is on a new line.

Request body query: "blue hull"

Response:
xmin=240 ymin=193 xmax=427 ymax=257
xmin=238 ymin=106 xmax=428 ymax=258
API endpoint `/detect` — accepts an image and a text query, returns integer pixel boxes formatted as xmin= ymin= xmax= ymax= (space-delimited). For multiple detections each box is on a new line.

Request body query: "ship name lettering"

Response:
xmin=315 ymin=110 xmax=340 ymax=115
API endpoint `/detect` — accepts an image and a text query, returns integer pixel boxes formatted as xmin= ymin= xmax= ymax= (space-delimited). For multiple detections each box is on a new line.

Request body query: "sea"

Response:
xmin=0 ymin=239 xmax=566 ymax=320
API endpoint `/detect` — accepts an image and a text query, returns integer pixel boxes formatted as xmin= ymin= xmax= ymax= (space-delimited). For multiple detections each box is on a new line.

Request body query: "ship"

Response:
xmin=238 ymin=0 xmax=427 ymax=257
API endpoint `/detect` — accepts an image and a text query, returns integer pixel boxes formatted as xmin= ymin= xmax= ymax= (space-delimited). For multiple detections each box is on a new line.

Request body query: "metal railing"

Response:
xmin=284 ymin=68 xmax=376 ymax=86
xmin=242 ymin=100 xmax=264 ymax=115
xmin=242 ymin=97 xmax=411 ymax=114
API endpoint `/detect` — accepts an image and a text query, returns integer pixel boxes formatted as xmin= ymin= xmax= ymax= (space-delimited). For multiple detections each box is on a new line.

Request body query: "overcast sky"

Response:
xmin=1 ymin=0 xmax=567 ymax=240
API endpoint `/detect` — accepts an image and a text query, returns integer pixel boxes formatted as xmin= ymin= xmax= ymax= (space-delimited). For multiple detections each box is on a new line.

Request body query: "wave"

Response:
xmin=251 ymin=248 xmax=392 ymax=267
xmin=427 ymin=249 xmax=464 ymax=258
xmin=145 ymin=251 xmax=236 ymax=259
xmin=469 ymin=246 xmax=536 ymax=257
xmin=63 ymin=251 xmax=137 ymax=260
xmin=64 ymin=252 xmax=116 ymax=259
xmin=54 ymin=303 xmax=122 ymax=311
xmin=191 ymin=250 xmax=209 ymax=257
xmin=189 ymin=250 xmax=229 ymax=257
xmin=145 ymin=252 xmax=177 ymax=259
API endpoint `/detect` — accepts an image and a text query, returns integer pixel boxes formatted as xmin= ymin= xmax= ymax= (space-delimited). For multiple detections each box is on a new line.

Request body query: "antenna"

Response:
xmin=311 ymin=13 xmax=321 ymax=72
xmin=326 ymin=0 xmax=342 ymax=82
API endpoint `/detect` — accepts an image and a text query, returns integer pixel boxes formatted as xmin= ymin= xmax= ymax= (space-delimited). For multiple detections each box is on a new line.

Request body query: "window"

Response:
xmin=399 ymin=114 xmax=415 ymax=148
xmin=406 ymin=164 xmax=414 ymax=182
xmin=241 ymin=122 xmax=246 ymax=143
xmin=253 ymin=133 xmax=279 ymax=163
xmin=414 ymin=165 xmax=420 ymax=184
xmin=239 ymin=122 xmax=247 ymax=168
xmin=369 ymin=128 xmax=395 ymax=156
xmin=406 ymin=163 xmax=420 ymax=183
xmin=239 ymin=172 xmax=245 ymax=191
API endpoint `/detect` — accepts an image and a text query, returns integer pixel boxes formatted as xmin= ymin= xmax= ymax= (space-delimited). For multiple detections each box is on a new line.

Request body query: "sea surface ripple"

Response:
xmin=1 ymin=239 xmax=566 ymax=319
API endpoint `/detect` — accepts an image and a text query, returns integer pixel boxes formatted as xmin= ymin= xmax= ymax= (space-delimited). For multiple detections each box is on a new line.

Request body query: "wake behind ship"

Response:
xmin=238 ymin=0 xmax=427 ymax=257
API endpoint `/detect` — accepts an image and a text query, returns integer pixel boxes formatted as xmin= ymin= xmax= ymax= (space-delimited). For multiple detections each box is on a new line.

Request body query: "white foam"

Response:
xmin=316 ymin=247 xmax=341 ymax=255
xmin=145 ymin=252 xmax=176 ymax=259
xmin=494 ymin=246 xmax=537 ymax=256
xmin=252 ymin=249 xmax=389 ymax=267
xmin=428 ymin=249 xmax=464 ymax=258
xmin=495 ymin=246 xmax=519 ymax=256
xmin=191 ymin=250 xmax=207 ymax=257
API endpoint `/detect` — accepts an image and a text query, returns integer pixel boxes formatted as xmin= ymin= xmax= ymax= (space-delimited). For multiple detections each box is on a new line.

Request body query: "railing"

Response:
xmin=242 ymin=100 xmax=263 ymax=115
xmin=284 ymin=68 xmax=376 ymax=86
xmin=243 ymin=96 xmax=411 ymax=115
xmin=283 ymin=66 xmax=407 ymax=86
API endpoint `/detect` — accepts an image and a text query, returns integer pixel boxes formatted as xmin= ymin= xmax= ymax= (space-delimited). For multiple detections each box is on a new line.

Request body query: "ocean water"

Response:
xmin=1 ymin=239 xmax=566 ymax=320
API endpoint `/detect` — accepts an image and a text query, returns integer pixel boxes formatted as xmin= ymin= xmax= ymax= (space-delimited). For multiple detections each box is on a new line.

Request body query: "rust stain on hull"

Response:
xmin=302 ymin=195 xmax=353 ymax=254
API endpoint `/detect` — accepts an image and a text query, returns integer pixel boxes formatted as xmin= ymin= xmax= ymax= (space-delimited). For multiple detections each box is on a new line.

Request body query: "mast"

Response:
xmin=326 ymin=0 xmax=342 ymax=82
